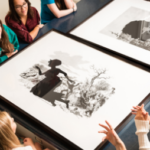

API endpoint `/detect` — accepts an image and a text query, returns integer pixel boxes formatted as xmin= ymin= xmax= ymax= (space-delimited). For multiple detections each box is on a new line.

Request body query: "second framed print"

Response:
xmin=0 ymin=30 xmax=150 ymax=150
xmin=70 ymin=0 xmax=150 ymax=66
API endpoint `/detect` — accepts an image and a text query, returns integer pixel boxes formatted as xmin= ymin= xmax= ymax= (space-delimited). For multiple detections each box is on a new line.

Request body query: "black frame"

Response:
xmin=0 ymin=29 xmax=150 ymax=150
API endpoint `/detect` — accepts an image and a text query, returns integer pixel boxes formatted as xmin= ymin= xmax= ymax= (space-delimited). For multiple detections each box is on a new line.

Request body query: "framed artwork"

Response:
xmin=0 ymin=30 xmax=150 ymax=150
xmin=70 ymin=0 xmax=150 ymax=66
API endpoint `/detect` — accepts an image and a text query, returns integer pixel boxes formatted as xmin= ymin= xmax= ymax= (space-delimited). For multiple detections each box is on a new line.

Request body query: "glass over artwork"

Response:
xmin=71 ymin=0 xmax=150 ymax=66
xmin=0 ymin=31 xmax=150 ymax=150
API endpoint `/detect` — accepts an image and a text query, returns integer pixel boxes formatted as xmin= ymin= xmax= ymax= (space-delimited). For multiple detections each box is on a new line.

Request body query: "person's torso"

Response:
xmin=41 ymin=0 xmax=56 ymax=24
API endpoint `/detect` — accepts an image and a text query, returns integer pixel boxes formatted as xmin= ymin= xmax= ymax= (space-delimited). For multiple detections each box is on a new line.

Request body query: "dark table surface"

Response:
xmin=6 ymin=0 xmax=150 ymax=149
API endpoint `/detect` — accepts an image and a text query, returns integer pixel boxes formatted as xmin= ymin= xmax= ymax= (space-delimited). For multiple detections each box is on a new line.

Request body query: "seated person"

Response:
xmin=0 ymin=111 xmax=50 ymax=150
xmin=41 ymin=0 xmax=77 ymax=24
xmin=5 ymin=0 xmax=44 ymax=43
xmin=0 ymin=20 xmax=19 ymax=64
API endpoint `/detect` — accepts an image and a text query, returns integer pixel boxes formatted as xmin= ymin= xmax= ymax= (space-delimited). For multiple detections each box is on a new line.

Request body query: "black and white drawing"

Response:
xmin=101 ymin=7 xmax=150 ymax=51
xmin=20 ymin=56 xmax=115 ymax=117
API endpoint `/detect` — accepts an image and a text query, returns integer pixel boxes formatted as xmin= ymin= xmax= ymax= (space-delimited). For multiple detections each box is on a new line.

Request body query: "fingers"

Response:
xmin=105 ymin=120 xmax=113 ymax=130
xmin=131 ymin=106 xmax=141 ymax=112
xmin=132 ymin=106 xmax=139 ymax=110
xmin=99 ymin=123 xmax=109 ymax=131
xmin=133 ymin=106 xmax=141 ymax=109
xmin=131 ymin=108 xmax=138 ymax=112
xmin=132 ymin=112 xmax=137 ymax=115
xmin=98 ymin=130 xmax=107 ymax=134
xmin=141 ymin=104 xmax=145 ymax=111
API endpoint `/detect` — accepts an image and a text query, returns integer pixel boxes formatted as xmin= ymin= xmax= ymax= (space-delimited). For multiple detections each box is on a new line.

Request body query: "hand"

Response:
xmin=99 ymin=121 xmax=124 ymax=148
xmin=73 ymin=3 xmax=77 ymax=11
xmin=5 ymin=50 xmax=18 ymax=58
xmin=23 ymin=138 xmax=34 ymax=146
xmin=37 ymin=24 xmax=44 ymax=29
xmin=131 ymin=104 xmax=149 ymax=121
xmin=24 ymin=138 xmax=36 ymax=150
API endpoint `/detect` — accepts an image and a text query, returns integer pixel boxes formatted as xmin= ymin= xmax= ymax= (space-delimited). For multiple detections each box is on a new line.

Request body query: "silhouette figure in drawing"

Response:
xmin=30 ymin=59 xmax=74 ymax=108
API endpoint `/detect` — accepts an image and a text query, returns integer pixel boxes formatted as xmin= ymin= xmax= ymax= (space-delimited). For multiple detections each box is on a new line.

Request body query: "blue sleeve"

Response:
xmin=3 ymin=24 xmax=19 ymax=51
xmin=0 ymin=55 xmax=8 ymax=64
xmin=44 ymin=0 xmax=55 ymax=4
xmin=9 ymin=28 xmax=19 ymax=51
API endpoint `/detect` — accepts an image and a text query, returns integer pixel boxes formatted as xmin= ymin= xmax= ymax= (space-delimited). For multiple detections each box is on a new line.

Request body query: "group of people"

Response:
xmin=0 ymin=104 xmax=150 ymax=150
xmin=1 ymin=0 xmax=150 ymax=150
xmin=0 ymin=0 xmax=77 ymax=63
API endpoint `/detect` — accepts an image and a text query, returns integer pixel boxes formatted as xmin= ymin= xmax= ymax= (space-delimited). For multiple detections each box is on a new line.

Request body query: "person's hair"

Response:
xmin=8 ymin=0 xmax=34 ymax=22
xmin=0 ymin=20 xmax=14 ymax=53
xmin=55 ymin=0 xmax=67 ymax=10
xmin=0 ymin=111 xmax=22 ymax=150
xmin=49 ymin=59 xmax=61 ymax=66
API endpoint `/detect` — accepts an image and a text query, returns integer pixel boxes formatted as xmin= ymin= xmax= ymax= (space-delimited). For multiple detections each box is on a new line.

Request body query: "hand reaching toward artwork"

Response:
xmin=98 ymin=120 xmax=126 ymax=150
xmin=131 ymin=104 xmax=150 ymax=122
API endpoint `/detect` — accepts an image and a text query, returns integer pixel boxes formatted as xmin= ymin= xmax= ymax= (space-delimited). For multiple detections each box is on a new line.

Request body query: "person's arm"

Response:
xmin=59 ymin=69 xmax=74 ymax=83
xmin=0 ymin=54 xmax=8 ymax=64
xmin=29 ymin=8 xmax=44 ymax=40
xmin=64 ymin=0 xmax=75 ymax=9
xmin=133 ymin=104 xmax=150 ymax=150
xmin=99 ymin=120 xmax=126 ymax=150
xmin=47 ymin=3 xmax=77 ymax=19
xmin=135 ymin=119 xmax=150 ymax=150
xmin=34 ymin=66 xmax=43 ymax=75
xmin=29 ymin=24 xmax=44 ymax=41
xmin=5 ymin=16 xmax=44 ymax=43
xmin=0 ymin=51 xmax=18 ymax=64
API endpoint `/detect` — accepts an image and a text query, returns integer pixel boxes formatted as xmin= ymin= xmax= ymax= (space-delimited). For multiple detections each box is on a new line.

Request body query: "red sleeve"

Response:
xmin=5 ymin=15 xmax=33 ymax=43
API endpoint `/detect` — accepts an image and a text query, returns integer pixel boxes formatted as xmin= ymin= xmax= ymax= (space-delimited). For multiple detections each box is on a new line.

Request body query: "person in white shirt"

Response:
xmin=98 ymin=104 xmax=150 ymax=150
xmin=0 ymin=111 xmax=50 ymax=150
